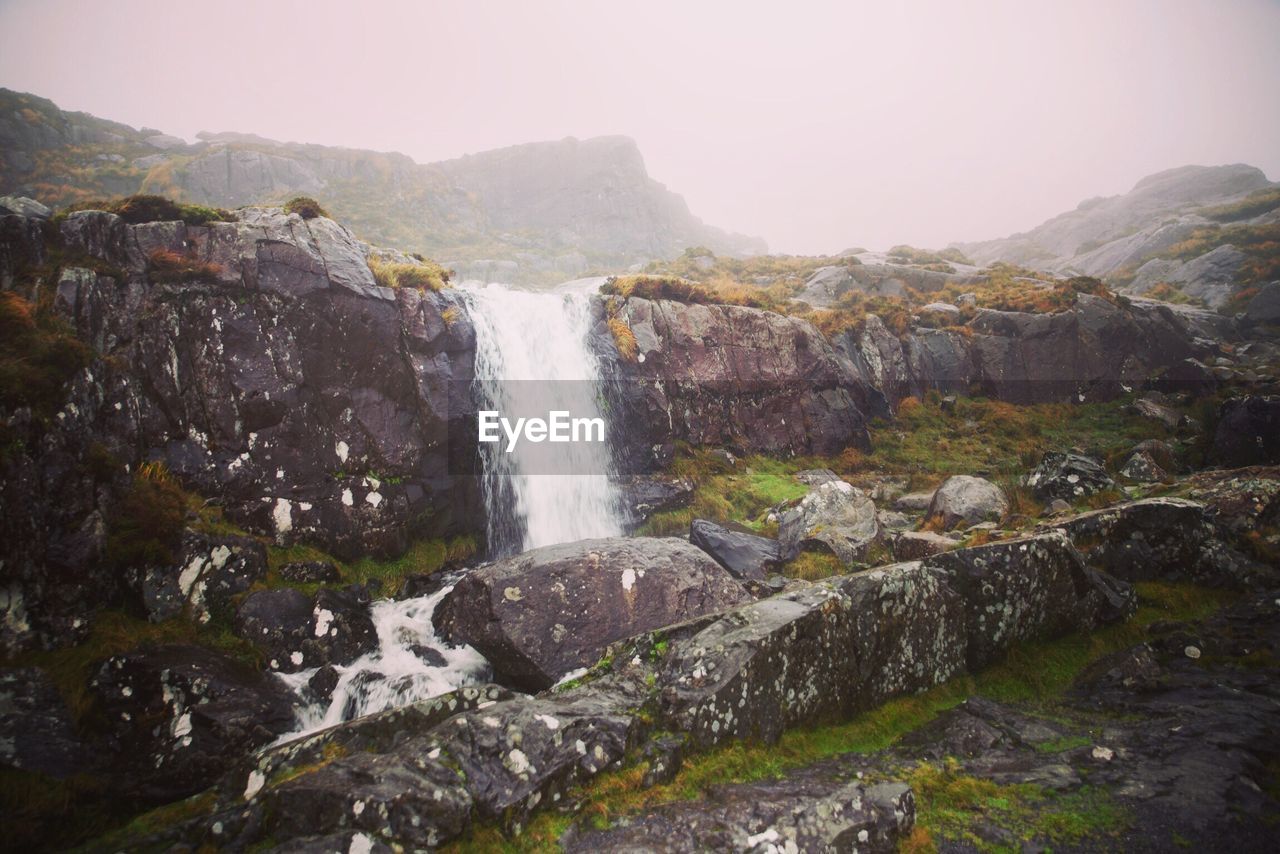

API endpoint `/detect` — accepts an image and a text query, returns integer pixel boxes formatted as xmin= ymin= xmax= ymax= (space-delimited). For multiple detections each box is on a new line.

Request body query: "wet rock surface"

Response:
xmin=436 ymin=537 xmax=751 ymax=691
xmin=131 ymin=529 xmax=267 ymax=623
xmin=90 ymin=643 xmax=296 ymax=801
xmin=235 ymin=586 xmax=377 ymax=673
xmin=1213 ymin=395 xmax=1280 ymax=466
xmin=0 ymin=666 xmax=87 ymax=778
xmin=688 ymin=519 xmax=783 ymax=581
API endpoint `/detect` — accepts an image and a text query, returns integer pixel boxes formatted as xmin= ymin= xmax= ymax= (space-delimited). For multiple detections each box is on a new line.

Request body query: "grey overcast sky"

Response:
xmin=1 ymin=0 xmax=1278 ymax=254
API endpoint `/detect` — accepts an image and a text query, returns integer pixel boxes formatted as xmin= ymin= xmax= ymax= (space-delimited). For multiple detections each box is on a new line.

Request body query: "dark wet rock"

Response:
xmin=436 ymin=537 xmax=750 ymax=691
xmin=778 ymin=480 xmax=880 ymax=564
xmin=306 ymin=665 xmax=341 ymax=703
xmin=408 ymin=643 xmax=448 ymax=667
xmin=90 ymin=644 xmax=295 ymax=801
xmin=0 ymin=667 xmax=88 ymax=778
xmin=235 ymin=586 xmax=376 ymax=673
xmin=688 ymin=519 xmax=783 ymax=582
xmin=131 ymin=529 xmax=267 ymax=623
xmin=892 ymin=530 xmax=958 ymax=560
xmin=923 ymin=531 xmax=1136 ymax=669
xmin=399 ymin=570 xmax=456 ymax=600
xmin=1132 ymin=437 xmax=1177 ymax=470
xmin=1119 ymin=449 xmax=1168 ymax=483
xmin=565 ymin=776 xmax=915 ymax=853
xmin=278 ymin=561 xmax=342 ymax=585
xmin=923 ymin=475 xmax=1008 ymax=530
xmin=615 ymin=474 xmax=695 ymax=523
xmin=1025 ymin=451 xmax=1115 ymax=502
xmin=1051 ymin=497 xmax=1274 ymax=588
xmin=1212 ymin=395 xmax=1280 ymax=467
xmin=640 ymin=733 xmax=687 ymax=788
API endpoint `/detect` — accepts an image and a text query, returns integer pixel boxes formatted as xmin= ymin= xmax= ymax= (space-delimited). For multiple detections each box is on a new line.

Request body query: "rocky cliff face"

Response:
xmin=1 ymin=205 xmax=480 ymax=653
xmin=0 ymin=88 xmax=764 ymax=283
xmin=834 ymin=293 xmax=1229 ymax=411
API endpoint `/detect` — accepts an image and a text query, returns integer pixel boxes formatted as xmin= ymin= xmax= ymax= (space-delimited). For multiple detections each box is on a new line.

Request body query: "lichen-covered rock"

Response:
xmin=614 ymin=474 xmax=695 ymax=523
xmin=565 ymin=777 xmax=915 ymax=853
xmin=778 ymin=480 xmax=881 ymax=563
xmin=1212 ymin=395 xmax=1280 ymax=466
xmin=923 ymin=475 xmax=1008 ymax=531
xmin=658 ymin=562 xmax=969 ymax=748
xmin=235 ymin=586 xmax=376 ymax=673
xmin=90 ymin=644 xmax=296 ymax=801
xmin=131 ymin=529 xmax=267 ymax=623
xmin=1025 ymin=451 xmax=1115 ymax=502
xmin=435 ymin=537 xmax=750 ymax=691
xmin=1051 ymin=498 xmax=1274 ymax=588
xmin=278 ymin=560 xmax=342 ymax=585
xmin=689 ymin=519 xmax=783 ymax=581
xmin=922 ymin=531 xmax=1136 ymax=670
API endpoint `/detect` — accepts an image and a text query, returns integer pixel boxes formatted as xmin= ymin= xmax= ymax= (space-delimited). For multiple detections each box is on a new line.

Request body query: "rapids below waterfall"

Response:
xmin=273 ymin=280 xmax=625 ymax=742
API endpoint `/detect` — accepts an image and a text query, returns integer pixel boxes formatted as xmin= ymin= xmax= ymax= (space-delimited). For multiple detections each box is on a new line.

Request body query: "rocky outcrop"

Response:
xmin=132 ymin=530 xmax=267 ymax=623
xmin=834 ymin=293 xmax=1223 ymax=409
xmin=688 ymin=519 xmax=783 ymax=581
xmin=603 ymin=296 xmax=874 ymax=465
xmin=0 ymin=667 xmax=86 ymax=778
xmin=90 ymin=644 xmax=296 ymax=802
xmin=778 ymin=479 xmax=880 ymax=563
xmin=0 ymin=206 xmax=479 ymax=653
xmin=435 ymin=537 xmax=751 ymax=691
xmin=1051 ymin=497 xmax=1273 ymax=588
xmin=1212 ymin=395 xmax=1280 ymax=466
xmin=923 ymin=475 xmax=1008 ymax=530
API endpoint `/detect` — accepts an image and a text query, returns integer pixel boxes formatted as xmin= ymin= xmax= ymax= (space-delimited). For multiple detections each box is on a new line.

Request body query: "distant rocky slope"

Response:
xmin=0 ymin=88 xmax=764 ymax=283
xmin=955 ymin=164 xmax=1279 ymax=309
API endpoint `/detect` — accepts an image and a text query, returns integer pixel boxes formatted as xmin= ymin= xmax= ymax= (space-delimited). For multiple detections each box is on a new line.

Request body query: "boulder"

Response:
xmin=1119 ymin=450 xmax=1168 ymax=483
xmin=778 ymin=480 xmax=881 ymax=563
xmin=1133 ymin=397 xmax=1184 ymax=430
xmin=1132 ymin=438 xmax=1177 ymax=471
xmin=90 ymin=644 xmax=296 ymax=801
xmin=1212 ymin=395 xmax=1280 ymax=467
xmin=1051 ymin=498 xmax=1273 ymax=588
xmin=1025 ymin=452 xmax=1114 ymax=502
xmin=435 ymin=538 xmax=750 ymax=691
xmin=1243 ymin=282 xmax=1280 ymax=325
xmin=615 ymin=474 xmax=695 ymax=523
xmin=132 ymin=530 xmax=267 ymax=623
xmin=0 ymin=195 xmax=51 ymax=218
xmin=923 ymin=475 xmax=1008 ymax=530
xmin=235 ymin=586 xmax=377 ymax=673
xmin=892 ymin=530 xmax=958 ymax=560
xmin=688 ymin=519 xmax=783 ymax=581
xmin=893 ymin=491 xmax=935 ymax=512
xmin=0 ymin=667 xmax=87 ymax=778
xmin=794 ymin=468 xmax=841 ymax=485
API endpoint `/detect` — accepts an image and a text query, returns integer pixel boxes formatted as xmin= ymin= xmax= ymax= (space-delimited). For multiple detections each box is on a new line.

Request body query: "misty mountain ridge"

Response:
xmin=955 ymin=163 xmax=1278 ymax=307
xmin=0 ymin=88 xmax=765 ymax=283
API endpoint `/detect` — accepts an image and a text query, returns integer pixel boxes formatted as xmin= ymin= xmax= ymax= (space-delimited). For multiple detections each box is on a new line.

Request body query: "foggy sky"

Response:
xmin=1 ymin=0 xmax=1278 ymax=254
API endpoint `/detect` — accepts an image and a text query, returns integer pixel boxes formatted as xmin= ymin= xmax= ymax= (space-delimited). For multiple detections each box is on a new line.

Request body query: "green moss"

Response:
xmin=62 ymin=194 xmax=233 ymax=226
xmin=464 ymin=582 xmax=1233 ymax=849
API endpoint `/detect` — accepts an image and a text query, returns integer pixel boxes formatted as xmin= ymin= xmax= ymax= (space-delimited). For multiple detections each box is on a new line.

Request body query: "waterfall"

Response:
xmin=462 ymin=281 xmax=624 ymax=555
xmin=272 ymin=280 xmax=623 ymax=743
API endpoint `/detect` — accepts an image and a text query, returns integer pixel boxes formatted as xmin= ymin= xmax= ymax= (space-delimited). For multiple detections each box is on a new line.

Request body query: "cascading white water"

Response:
xmin=272 ymin=280 xmax=624 ymax=743
xmin=463 ymin=281 xmax=624 ymax=554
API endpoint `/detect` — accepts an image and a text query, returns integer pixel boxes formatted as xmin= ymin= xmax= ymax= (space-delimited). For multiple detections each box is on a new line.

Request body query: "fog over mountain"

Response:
xmin=1 ymin=0 xmax=1278 ymax=253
